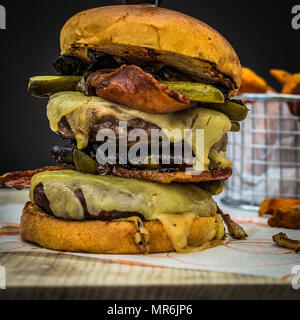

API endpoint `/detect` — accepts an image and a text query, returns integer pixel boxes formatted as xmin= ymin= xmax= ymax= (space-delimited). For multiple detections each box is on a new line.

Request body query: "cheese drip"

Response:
xmin=30 ymin=170 xmax=222 ymax=252
xmin=155 ymin=213 xmax=224 ymax=253
xmin=47 ymin=91 xmax=232 ymax=170
xmin=155 ymin=212 xmax=196 ymax=252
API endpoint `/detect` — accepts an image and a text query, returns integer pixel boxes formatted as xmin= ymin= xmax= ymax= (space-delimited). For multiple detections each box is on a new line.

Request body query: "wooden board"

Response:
xmin=0 ymin=252 xmax=298 ymax=300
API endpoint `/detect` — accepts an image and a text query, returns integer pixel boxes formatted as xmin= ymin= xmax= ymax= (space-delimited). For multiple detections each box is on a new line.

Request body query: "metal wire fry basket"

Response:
xmin=222 ymin=93 xmax=300 ymax=211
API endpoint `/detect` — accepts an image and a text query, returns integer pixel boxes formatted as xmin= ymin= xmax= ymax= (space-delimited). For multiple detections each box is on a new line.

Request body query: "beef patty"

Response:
xmin=33 ymin=183 xmax=145 ymax=221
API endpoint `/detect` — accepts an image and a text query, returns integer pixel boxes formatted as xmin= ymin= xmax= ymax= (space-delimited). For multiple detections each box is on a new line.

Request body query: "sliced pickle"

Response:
xmin=199 ymin=181 xmax=224 ymax=195
xmin=73 ymin=149 xmax=98 ymax=174
xmin=28 ymin=76 xmax=81 ymax=98
xmin=230 ymin=121 xmax=240 ymax=132
xmin=204 ymin=100 xmax=248 ymax=121
xmin=160 ymin=81 xmax=225 ymax=104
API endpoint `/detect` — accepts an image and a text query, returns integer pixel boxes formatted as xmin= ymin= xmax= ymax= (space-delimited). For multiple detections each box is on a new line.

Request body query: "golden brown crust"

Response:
xmin=60 ymin=5 xmax=241 ymax=96
xmin=20 ymin=202 xmax=222 ymax=254
xmin=112 ymin=166 xmax=233 ymax=184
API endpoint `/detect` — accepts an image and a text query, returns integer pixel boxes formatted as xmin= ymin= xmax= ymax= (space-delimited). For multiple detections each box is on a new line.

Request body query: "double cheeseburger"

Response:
xmin=0 ymin=5 xmax=247 ymax=254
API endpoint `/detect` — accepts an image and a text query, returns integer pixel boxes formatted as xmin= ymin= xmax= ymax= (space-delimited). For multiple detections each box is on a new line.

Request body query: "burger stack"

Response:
xmin=1 ymin=5 xmax=248 ymax=254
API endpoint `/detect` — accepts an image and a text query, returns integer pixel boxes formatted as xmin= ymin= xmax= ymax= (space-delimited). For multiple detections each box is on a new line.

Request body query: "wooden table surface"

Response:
xmin=0 ymin=190 xmax=299 ymax=300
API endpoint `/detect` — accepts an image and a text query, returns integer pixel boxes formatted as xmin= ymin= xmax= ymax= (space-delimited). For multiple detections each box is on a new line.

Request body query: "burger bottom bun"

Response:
xmin=20 ymin=202 xmax=224 ymax=254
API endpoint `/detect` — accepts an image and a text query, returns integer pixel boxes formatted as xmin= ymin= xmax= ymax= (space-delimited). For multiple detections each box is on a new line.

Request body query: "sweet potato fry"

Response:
xmin=273 ymin=233 xmax=300 ymax=252
xmin=270 ymin=69 xmax=300 ymax=117
xmin=268 ymin=207 xmax=300 ymax=230
xmin=270 ymin=70 xmax=292 ymax=87
xmin=239 ymin=67 xmax=275 ymax=94
xmin=259 ymin=198 xmax=300 ymax=216
xmin=259 ymin=198 xmax=300 ymax=230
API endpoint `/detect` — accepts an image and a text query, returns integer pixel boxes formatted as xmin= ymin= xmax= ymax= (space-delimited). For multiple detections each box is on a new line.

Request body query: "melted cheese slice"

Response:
xmin=30 ymin=170 xmax=222 ymax=252
xmin=30 ymin=170 xmax=217 ymax=220
xmin=47 ymin=91 xmax=232 ymax=170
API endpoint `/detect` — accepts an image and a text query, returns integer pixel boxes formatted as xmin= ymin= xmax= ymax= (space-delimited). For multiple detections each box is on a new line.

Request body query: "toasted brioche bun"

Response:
xmin=60 ymin=5 xmax=241 ymax=97
xmin=20 ymin=202 xmax=224 ymax=254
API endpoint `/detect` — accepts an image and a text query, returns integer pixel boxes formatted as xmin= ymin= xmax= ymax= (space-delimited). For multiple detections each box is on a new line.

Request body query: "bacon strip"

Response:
xmin=0 ymin=165 xmax=75 ymax=190
xmin=1 ymin=165 xmax=232 ymax=189
xmin=81 ymin=65 xmax=194 ymax=113
xmin=111 ymin=166 xmax=233 ymax=184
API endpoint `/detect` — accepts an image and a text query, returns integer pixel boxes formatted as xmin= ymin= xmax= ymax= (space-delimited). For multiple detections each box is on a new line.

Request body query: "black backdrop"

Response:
xmin=0 ymin=0 xmax=299 ymax=173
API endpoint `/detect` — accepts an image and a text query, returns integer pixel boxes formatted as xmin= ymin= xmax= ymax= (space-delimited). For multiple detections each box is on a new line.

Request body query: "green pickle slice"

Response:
xmin=198 ymin=181 xmax=224 ymax=195
xmin=28 ymin=76 xmax=81 ymax=98
xmin=160 ymin=81 xmax=225 ymax=104
xmin=230 ymin=121 xmax=241 ymax=132
xmin=204 ymin=100 xmax=248 ymax=122
xmin=73 ymin=149 xmax=99 ymax=175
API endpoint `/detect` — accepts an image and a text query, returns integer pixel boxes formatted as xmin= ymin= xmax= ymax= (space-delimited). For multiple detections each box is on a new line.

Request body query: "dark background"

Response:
xmin=0 ymin=0 xmax=299 ymax=173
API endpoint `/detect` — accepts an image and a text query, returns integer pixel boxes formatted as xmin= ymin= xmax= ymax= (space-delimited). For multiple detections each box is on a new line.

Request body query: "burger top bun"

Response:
xmin=60 ymin=5 xmax=242 ymax=97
